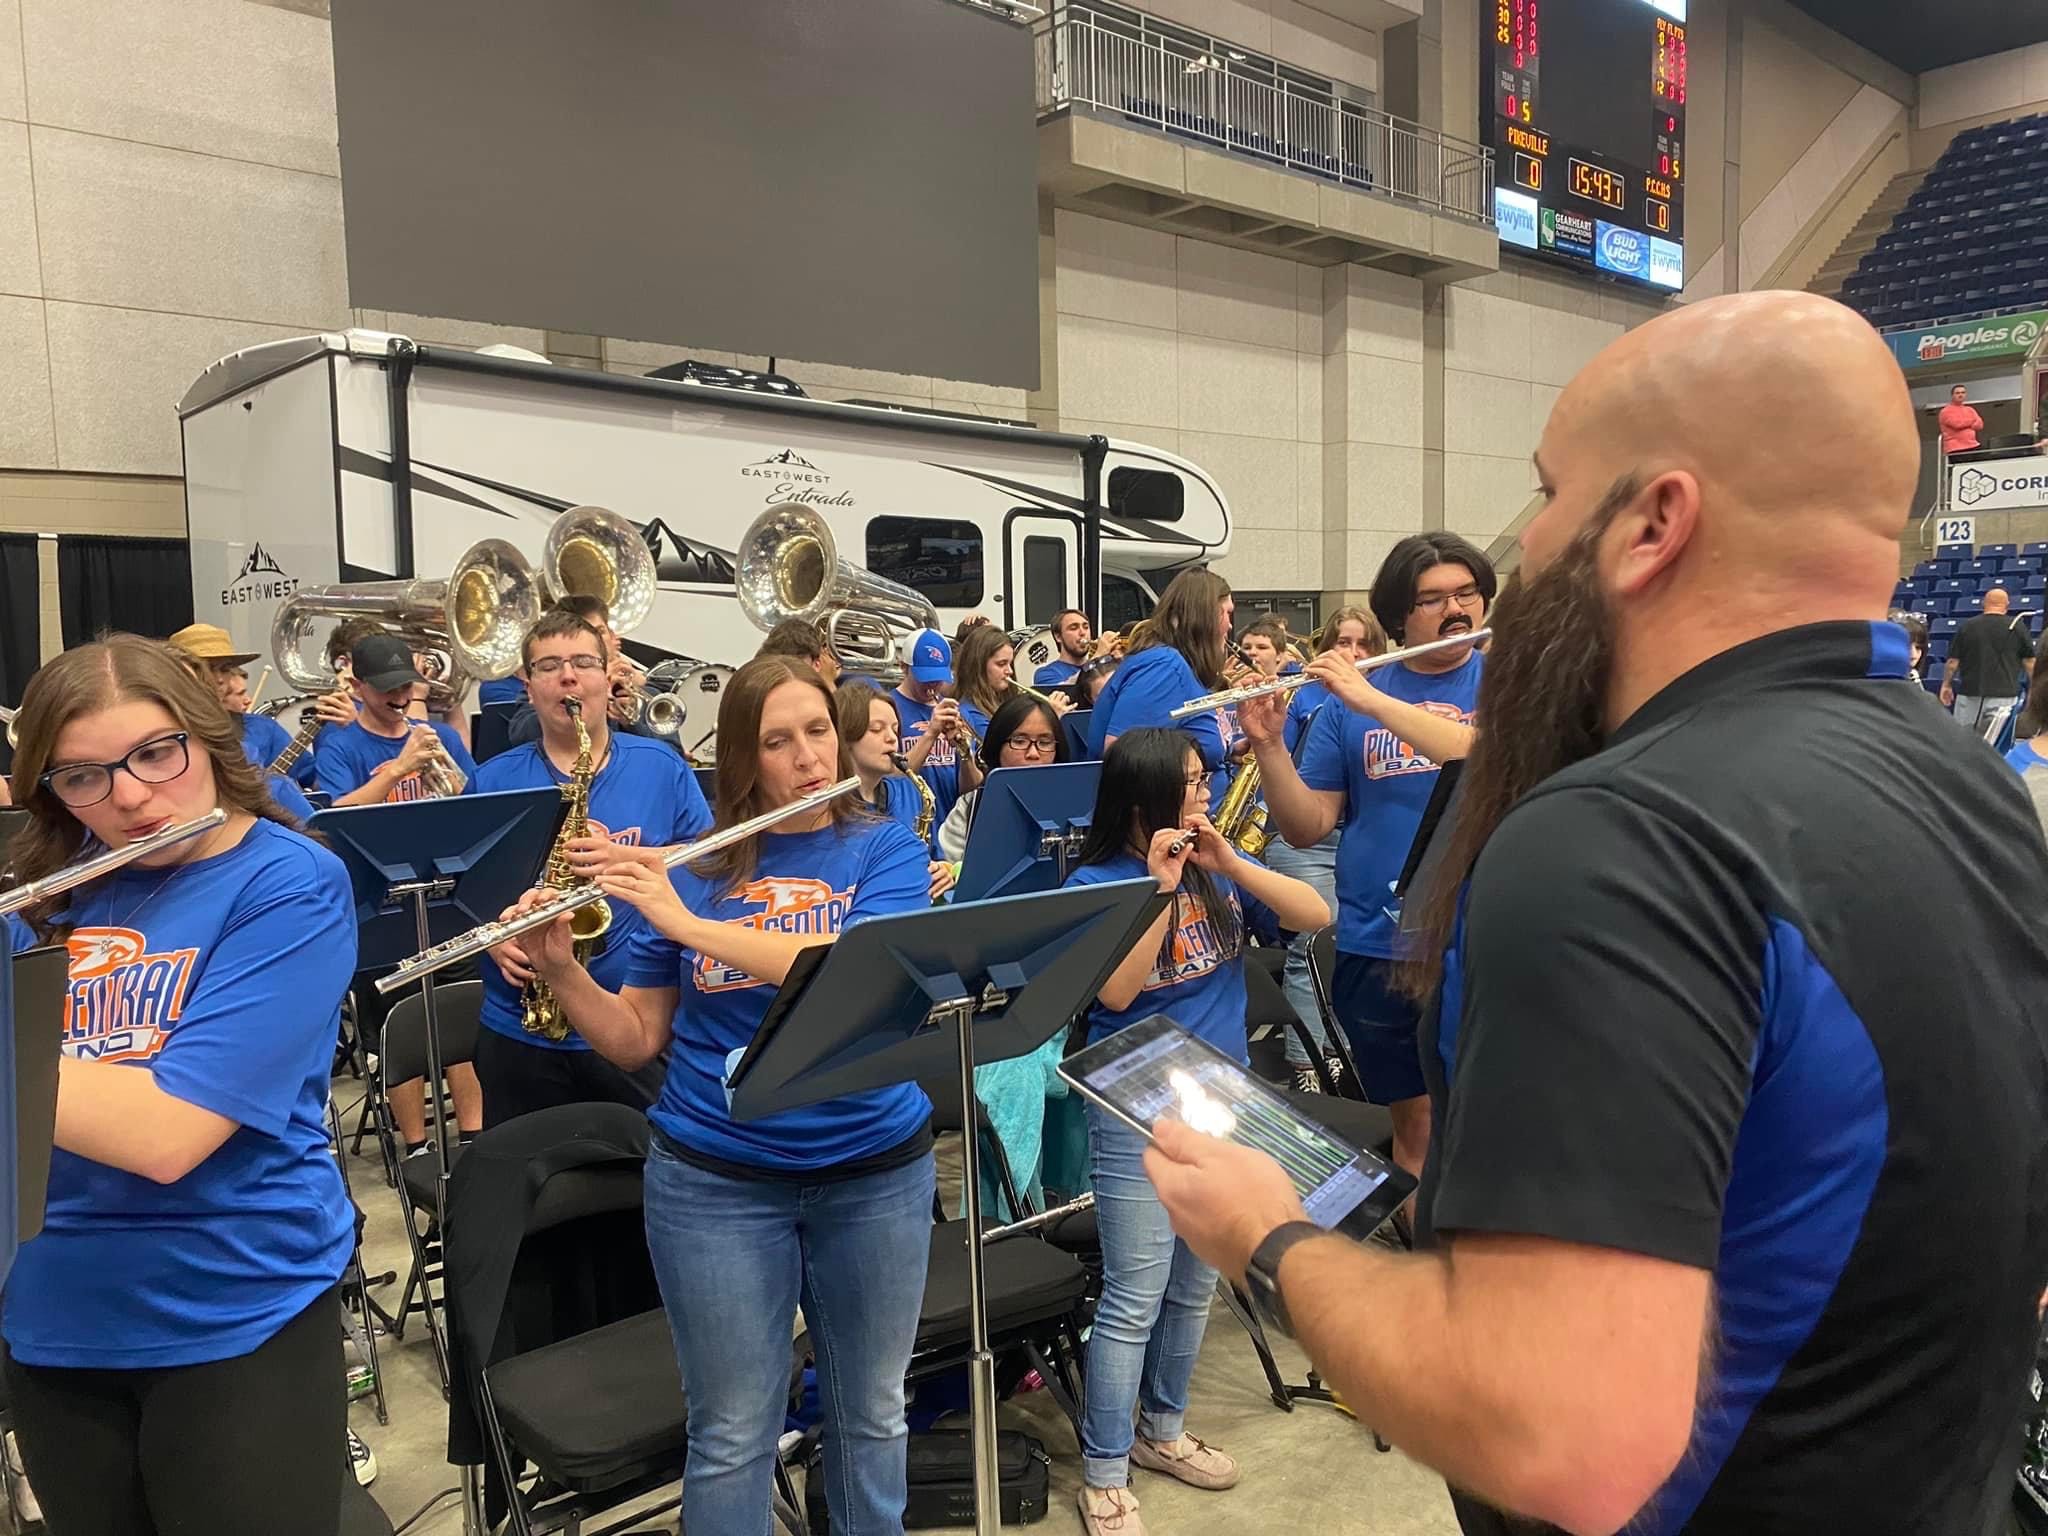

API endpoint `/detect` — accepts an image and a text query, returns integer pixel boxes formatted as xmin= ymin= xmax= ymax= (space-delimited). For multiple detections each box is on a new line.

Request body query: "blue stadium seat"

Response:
xmin=2026 ymin=574 xmax=2048 ymax=594
xmin=2024 ymin=542 xmax=2048 ymax=557
xmin=1914 ymin=561 xmax=1954 ymax=579
xmin=1983 ymin=542 xmax=2020 ymax=557
xmin=1938 ymin=578 xmax=1975 ymax=595
xmin=2005 ymin=557 xmax=2042 ymax=575
xmin=1911 ymin=577 xmax=1940 ymax=596
xmin=1922 ymin=596 xmax=1955 ymax=615
xmin=1961 ymin=558 xmax=1995 ymax=577
xmin=1939 ymin=544 xmax=1974 ymax=562
xmin=1934 ymin=616 xmax=1962 ymax=636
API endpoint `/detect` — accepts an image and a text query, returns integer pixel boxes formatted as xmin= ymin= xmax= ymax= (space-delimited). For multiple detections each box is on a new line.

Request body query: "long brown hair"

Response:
xmin=703 ymin=655 xmax=871 ymax=892
xmin=953 ymin=623 xmax=1014 ymax=717
xmin=5 ymin=635 xmax=298 ymax=938
xmin=1317 ymin=605 xmax=1387 ymax=656
xmin=1131 ymin=568 xmax=1231 ymax=690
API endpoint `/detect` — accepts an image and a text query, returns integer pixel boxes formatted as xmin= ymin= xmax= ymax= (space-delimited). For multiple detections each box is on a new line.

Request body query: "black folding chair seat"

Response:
xmin=486 ymin=1310 xmax=686 ymax=1493
xmin=1045 ymin=1204 xmax=1097 ymax=1251
xmin=1281 ymin=1089 xmax=1394 ymax=1161
xmin=918 ymin=1223 xmax=1088 ymax=1351
xmin=401 ymin=1139 xmax=467 ymax=1212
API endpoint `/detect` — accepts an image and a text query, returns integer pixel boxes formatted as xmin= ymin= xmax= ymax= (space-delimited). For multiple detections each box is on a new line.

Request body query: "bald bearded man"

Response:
xmin=1146 ymin=293 xmax=2048 ymax=1536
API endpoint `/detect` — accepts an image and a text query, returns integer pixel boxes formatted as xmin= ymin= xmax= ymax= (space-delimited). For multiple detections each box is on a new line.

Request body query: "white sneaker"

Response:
xmin=6 ymin=1431 xmax=42 ymax=1525
xmin=348 ymin=1428 xmax=378 ymax=1487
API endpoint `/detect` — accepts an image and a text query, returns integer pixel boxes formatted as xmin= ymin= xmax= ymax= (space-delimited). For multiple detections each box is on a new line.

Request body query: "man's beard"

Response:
xmin=1397 ymin=478 xmax=1633 ymax=999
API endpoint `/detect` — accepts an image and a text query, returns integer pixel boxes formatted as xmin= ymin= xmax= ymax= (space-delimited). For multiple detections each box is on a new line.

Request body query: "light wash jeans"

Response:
xmin=1081 ymin=1106 xmax=1218 ymax=1489
xmin=643 ymin=1135 xmax=936 ymax=1536
xmin=1264 ymin=833 xmax=1338 ymax=1067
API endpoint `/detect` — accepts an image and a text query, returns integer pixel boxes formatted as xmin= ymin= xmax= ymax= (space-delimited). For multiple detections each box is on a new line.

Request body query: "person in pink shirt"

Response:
xmin=1940 ymin=384 xmax=1985 ymax=455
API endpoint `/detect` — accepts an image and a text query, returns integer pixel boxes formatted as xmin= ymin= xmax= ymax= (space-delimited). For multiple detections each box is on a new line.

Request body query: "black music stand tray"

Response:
xmin=954 ymin=761 xmax=1102 ymax=903
xmin=728 ymin=877 xmax=1163 ymax=1536
xmin=0 ymin=946 xmax=64 ymax=1290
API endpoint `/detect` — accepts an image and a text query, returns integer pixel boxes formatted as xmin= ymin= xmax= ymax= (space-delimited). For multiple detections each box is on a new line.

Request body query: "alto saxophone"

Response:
xmin=889 ymin=752 xmax=937 ymax=842
xmin=520 ymin=699 xmax=612 ymax=1041
xmin=1213 ymin=752 xmax=1272 ymax=859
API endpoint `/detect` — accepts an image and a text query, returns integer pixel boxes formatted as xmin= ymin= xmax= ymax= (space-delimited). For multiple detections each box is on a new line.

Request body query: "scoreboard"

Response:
xmin=1482 ymin=0 xmax=1687 ymax=291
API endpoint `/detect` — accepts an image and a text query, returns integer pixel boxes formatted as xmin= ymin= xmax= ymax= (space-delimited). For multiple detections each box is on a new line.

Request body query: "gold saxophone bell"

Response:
xmin=1212 ymin=755 xmax=1272 ymax=859
xmin=521 ymin=699 xmax=611 ymax=1041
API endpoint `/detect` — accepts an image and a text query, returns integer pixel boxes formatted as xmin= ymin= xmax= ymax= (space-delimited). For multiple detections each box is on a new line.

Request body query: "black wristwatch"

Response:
xmin=1245 ymin=1220 xmax=1325 ymax=1338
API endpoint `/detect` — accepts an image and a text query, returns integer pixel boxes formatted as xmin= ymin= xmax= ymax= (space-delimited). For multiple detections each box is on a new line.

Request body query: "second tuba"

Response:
xmin=542 ymin=506 xmax=656 ymax=633
xmin=735 ymin=502 xmax=940 ymax=683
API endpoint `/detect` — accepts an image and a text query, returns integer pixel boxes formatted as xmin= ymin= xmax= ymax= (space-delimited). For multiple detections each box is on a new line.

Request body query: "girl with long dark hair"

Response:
xmin=935 ymin=692 xmax=1069 ymax=863
xmin=523 ymin=654 xmax=936 ymax=1536
xmin=1063 ymin=728 xmax=1327 ymax=1535
xmin=1 ymin=635 xmax=358 ymax=1536
xmin=1085 ymin=570 xmax=1240 ymax=807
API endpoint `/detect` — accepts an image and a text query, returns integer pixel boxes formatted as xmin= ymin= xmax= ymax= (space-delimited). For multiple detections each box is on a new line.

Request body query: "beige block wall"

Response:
xmin=1139 ymin=0 xmax=1388 ymax=94
xmin=1914 ymin=43 xmax=2048 ymax=166
xmin=1737 ymin=21 xmax=1860 ymax=223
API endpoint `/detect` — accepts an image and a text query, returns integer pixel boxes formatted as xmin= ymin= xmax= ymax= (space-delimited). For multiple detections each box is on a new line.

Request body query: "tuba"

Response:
xmin=542 ymin=505 xmax=656 ymax=632
xmin=0 ymin=704 xmax=15 ymax=749
xmin=735 ymin=502 xmax=940 ymax=684
xmin=270 ymin=537 xmax=542 ymax=706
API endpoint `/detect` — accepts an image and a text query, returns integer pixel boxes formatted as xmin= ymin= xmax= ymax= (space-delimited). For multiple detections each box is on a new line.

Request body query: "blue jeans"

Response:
xmin=644 ymin=1137 xmax=936 ymax=1536
xmin=1082 ymin=1106 xmax=1218 ymax=1489
xmin=1263 ymin=833 xmax=1338 ymax=1066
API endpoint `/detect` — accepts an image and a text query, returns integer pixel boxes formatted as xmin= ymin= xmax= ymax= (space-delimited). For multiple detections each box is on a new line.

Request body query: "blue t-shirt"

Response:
xmin=890 ymin=690 xmax=964 ymax=823
xmin=479 ymin=676 xmax=528 ymax=707
xmin=237 ymin=711 xmax=316 ymax=788
xmin=314 ymin=718 xmax=477 ymax=802
xmin=1284 ymin=679 xmax=1332 ymax=754
xmin=1034 ymin=659 xmax=1081 ymax=689
xmin=624 ymin=815 xmax=934 ymax=1171
xmin=1087 ymin=646 xmax=1234 ymax=809
xmin=871 ymin=774 xmax=929 ymax=842
xmin=268 ymin=773 xmax=314 ymax=820
xmin=1066 ymin=852 xmax=1255 ymax=1060
xmin=1299 ymin=653 xmax=1484 ymax=957
xmin=2008 ymin=741 xmax=2047 ymax=774
xmin=3 ymin=819 xmax=356 ymax=1368
xmin=473 ymin=734 xmax=713 ymax=1051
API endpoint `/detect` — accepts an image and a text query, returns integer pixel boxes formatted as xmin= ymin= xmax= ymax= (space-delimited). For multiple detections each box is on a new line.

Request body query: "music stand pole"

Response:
xmin=391 ymin=877 xmax=458 ymax=1227
xmin=943 ymin=994 xmax=1003 ymax=1530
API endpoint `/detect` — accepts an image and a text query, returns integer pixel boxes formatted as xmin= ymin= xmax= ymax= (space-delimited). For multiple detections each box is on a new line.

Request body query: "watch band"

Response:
xmin=1246 ymin=1219 xmax=1326 ymax=1338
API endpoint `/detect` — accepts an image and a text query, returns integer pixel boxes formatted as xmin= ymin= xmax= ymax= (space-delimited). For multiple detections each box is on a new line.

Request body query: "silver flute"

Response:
xmin=981 ymin=1192 xmax=1095 ymax=1243
xmin=0 ymin=808 xmax=228 ymax=918
xmin=1168 ymin=628 xmax=1492 ymax=720
xmin=374 ymin=777 xmax=863 ymax=994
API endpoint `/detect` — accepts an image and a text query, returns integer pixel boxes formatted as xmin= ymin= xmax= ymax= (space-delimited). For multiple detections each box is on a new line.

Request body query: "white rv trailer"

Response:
xmin=178 ymin=330 xmax=1230 ymax=676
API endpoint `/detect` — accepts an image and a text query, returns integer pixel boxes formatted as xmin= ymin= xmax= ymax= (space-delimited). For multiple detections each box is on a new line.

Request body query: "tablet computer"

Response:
xmin=1059 ymin=1015 xmax=1415 ymax=1242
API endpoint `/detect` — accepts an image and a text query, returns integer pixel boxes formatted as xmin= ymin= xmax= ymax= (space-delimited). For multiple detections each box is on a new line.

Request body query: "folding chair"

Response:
xmin=448 ymin=1103 xmax=805 ymax=1536
xmin=1305 ymin=926 xmax=1366 ymax=1098
xmin=328 ymin=1098 xmax=389 ymax=1426
xmin=380 ymin=980 xmax=482 ymax=1394
xmin=915 ymin=1075 xmax=1093 ymax=1439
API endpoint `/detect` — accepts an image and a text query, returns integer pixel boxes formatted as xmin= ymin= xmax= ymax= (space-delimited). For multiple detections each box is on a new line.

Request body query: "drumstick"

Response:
xmin=247 ymin=664 xmax=272 ymax=709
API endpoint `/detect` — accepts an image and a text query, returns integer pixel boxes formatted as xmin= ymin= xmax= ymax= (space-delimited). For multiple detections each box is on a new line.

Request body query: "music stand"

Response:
xmin=728 ymin=877 xmax=1164 ymax=1536
xmin=0 ymin=946 xmax=64 ymax=1290
xmin=953 ymin=761 xmax=1101 ymax=904
xmin=1060 ymin=707 xmax=1094 ymax=760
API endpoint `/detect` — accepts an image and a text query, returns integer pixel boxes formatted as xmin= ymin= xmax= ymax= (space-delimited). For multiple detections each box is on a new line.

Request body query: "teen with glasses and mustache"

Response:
xmin=1143 ymin=293 xmax=2048 ymax=1536
xmin=0 ymin=635 xmax=358 ymax=1535
xmin=1244 ymin=533 xmax=1493 ymax=1183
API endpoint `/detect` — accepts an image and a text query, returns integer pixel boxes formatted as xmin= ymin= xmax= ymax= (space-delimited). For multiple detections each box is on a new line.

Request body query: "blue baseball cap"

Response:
xmin=905 ymin=629 xmax=953 ymax=684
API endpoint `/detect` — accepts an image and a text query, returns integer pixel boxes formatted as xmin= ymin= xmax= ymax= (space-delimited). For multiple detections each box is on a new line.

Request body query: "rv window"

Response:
xmin=864 ymin=517 xmax=984 ymax=608
xmin=1021 ymin=536 xmax=1066 ymax=625
xmin=1107 ymin=467 xmax=1184 ymax=525
xmin=1102 ymin=573 xmax=1151 ymax=632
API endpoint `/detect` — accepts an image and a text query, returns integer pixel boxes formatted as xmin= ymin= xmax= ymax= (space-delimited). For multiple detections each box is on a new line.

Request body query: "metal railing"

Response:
xmin=1033 ymin=5 xmax=1494 ymax=224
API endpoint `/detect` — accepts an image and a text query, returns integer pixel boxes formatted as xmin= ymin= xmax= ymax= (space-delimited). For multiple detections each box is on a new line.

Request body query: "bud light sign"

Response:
xmin=1594 ymin=222 xmax=1650 ymax=281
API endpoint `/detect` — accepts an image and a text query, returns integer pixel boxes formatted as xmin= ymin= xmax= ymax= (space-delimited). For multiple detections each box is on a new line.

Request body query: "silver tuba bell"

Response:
xmin=543 ymin=505 xmax=656 ymax=632
xmin=0 ymin=704 xmax=15 ymax=749
xmin=270 ymin=537 xmax=543 ymax=705
xmin=735 ymin=502 xmax=939 ymax=683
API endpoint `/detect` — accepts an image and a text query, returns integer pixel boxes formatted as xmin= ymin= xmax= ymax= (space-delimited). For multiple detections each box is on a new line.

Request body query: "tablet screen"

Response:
xmin=1069 ymin=1023 xmax=1405 ymax=1234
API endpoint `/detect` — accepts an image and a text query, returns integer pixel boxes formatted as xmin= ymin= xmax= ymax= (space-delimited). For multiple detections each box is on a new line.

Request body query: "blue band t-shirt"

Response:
xmin=3 ymin=819 xmax=357 ymax=1369
xmin=1034 ymin=659 xmax=1081 ymax=689
xmin=1066 ymin=853 xmax=1258 ymax=1059
xmin=238 ymin=711 xmax=316 ymax=788
xmin=1086 ymin=646 xmax=1233 ymax=808
xmin=890 ymin=690 xmax=964 ymax=822
xmin=1298 ymin=652 xmax=1483 ymax=957
xmin=624 ymin=814 xmax=934 ymax=1171
xmin=314 ymin=718 xmax=477 ymax=802
xmin=473 ymin=734 xmax=713 ymax=1051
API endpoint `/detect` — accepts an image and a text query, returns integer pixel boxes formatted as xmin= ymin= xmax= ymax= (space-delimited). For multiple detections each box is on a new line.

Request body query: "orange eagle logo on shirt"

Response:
xmin=694 ymin=876 xmax=858 ymax=993
xmin=61 ymin=926 xmax=201 ymax=1064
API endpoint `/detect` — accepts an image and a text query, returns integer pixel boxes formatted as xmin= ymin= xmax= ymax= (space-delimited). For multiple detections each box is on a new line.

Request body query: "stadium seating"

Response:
xmin=1840 ymin=114 xmax=2048 ymax=329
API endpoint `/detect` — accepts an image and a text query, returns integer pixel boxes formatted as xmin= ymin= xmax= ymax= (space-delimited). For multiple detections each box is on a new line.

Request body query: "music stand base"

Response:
xmin=946 ymin=997 xmax=1005 ymax=1536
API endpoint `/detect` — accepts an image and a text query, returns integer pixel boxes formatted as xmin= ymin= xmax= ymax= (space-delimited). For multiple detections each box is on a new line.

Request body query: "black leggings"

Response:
xmin=3 ymin=1285 xmax=345 ymax=1536
xmin=474 ymin=1025 xmax=666 ymax=1129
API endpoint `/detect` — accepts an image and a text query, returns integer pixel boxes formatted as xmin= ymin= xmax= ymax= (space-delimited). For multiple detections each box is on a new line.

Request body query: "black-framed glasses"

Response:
xmin=40 ymin=733 xmax=192 ymax=809
xmin=1412 ymin=584 xmax=1485 ymax=616
xmin=1005 ymin=733 xmax=1058 ymax=756
xmin=527 ymin=654 xmax=605 ymax=677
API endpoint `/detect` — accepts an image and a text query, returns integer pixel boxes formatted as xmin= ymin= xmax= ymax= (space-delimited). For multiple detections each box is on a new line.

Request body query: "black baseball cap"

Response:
xmin=351 ymin=633 xmax=425 ymax=692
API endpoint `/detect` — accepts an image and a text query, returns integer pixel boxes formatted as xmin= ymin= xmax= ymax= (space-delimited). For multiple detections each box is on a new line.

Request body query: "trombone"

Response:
xmin=1168 ymin=628 xmax=1492 ymax=721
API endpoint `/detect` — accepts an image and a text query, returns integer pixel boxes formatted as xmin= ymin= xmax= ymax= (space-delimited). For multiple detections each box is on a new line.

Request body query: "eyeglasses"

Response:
xmin=1412 ymin=585 xmax=1485 ymax=616
xmin=1005 ymin=734 xmax=1058 ymax=756
xmin=41 ymin=733 xmax=191 ymax=809
xmin=1183 ymin=770 xmax=1209 ymax=789
xmin=527 ymin=654 xmax=605 ymax=677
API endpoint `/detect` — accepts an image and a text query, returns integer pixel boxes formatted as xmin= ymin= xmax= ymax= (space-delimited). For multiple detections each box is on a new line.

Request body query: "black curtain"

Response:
xmin=57 ymin=536 xmax=193 ymax=650
xmin=0 ymin=533 xmax=36 ymax=779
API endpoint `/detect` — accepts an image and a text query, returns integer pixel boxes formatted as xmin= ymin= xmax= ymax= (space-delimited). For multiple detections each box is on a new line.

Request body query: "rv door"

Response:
xmin=1001 ymin=511 xmax=1083 ymax=630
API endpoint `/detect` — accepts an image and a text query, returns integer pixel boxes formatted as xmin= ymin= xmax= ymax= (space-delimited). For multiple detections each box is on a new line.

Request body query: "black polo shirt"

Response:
xmin=1420 ymin=621 xmax=2048 ymax=1536
xmin=1950 ymin=610 xmax=2036 ymax=699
